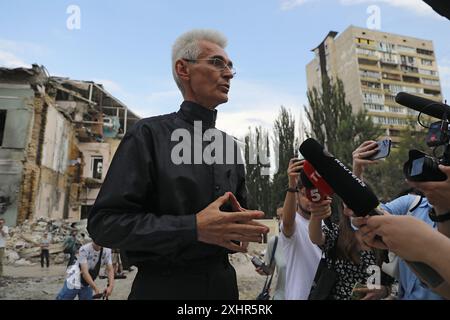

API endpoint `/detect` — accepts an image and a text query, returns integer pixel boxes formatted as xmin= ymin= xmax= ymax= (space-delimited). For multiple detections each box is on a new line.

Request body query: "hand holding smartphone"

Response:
xmin=252 ymin=256 xmax=270 ymax=274
xmin=365 ymin=139 xmax=391 ymax=160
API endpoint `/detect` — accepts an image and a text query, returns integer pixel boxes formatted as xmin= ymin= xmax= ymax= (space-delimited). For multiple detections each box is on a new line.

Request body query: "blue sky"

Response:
xmin=1 ymin=0 xmax=449 ymax=137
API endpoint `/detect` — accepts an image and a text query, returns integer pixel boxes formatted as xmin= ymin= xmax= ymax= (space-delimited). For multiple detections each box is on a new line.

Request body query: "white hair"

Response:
xmin=172 ymin=29 xmax=228 ymax=93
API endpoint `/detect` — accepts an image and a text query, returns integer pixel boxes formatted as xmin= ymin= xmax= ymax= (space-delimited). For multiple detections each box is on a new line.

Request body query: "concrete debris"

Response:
xmin=14 ymin=259 xmax=35 ymax=266
xmin=4 ymin=217 xmax=90 ymax=266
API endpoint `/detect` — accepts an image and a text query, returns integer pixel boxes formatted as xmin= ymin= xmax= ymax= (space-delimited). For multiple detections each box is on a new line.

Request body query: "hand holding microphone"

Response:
xmin=299 ymin=138 xmax=445 ymax=288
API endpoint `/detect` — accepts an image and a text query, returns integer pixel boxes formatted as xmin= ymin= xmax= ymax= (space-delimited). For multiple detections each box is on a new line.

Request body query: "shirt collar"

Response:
xmin=177 ymin=101 xmax=217 ymax=129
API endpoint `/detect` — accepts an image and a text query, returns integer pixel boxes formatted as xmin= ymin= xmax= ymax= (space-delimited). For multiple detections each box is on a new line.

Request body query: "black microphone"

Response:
xmin=299 ymin=138 xmax=379 ymax=216
xmin=395 ymin=92 xmax=450 ymax=121
xmin=299 ymin=138 xmax=445 ymax=288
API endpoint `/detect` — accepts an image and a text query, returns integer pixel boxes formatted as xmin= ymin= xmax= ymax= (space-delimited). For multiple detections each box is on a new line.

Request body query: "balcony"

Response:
xmin=380 ymin=57 xmax=398 ymax=65
xmin=358 ymin=58 xmax=379 ymax=67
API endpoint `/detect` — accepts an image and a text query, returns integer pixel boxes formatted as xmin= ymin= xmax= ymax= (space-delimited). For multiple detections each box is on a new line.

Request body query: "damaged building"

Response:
xmin=0 ymin=64 xmax=140 ymax=226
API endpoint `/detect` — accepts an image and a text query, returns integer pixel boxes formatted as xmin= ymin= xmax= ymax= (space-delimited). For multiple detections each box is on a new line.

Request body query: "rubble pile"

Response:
xmin=4 ymin=218 xmax=90 ymax=266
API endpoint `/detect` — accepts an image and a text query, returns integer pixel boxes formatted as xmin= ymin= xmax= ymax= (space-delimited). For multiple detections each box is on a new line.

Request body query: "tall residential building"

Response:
xmin=306 ymin=26 xmax=443 ymax=144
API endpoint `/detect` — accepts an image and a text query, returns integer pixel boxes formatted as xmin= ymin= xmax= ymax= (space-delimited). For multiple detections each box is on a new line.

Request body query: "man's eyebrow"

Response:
xmin=211 ymin=55 xmax=233 ymax=67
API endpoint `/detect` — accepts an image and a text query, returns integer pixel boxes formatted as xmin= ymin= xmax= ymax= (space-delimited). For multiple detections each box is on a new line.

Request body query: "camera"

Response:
xmin=396 ymin=92 xmax=450 ymax=182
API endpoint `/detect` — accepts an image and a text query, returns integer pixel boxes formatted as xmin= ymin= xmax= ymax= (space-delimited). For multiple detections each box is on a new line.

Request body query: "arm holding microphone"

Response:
xmin=299 ymin=138 xmax=446 ymax=290
xmin=308 ymin=199 xmax=332 ymax=246
xmin=356 ymin=214 xmax=450 ymax=299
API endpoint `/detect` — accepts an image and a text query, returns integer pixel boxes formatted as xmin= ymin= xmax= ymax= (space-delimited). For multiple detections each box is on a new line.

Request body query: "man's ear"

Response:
xmin=175 ymin=59 xmax=190 ymax=81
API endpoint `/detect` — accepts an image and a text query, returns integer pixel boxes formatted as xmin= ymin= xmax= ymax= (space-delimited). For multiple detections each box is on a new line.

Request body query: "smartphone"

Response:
xmin=252 ymin=256 xmax=270 ymax=274
xmin=366 ymin=139 xmax=391 ymax=160
xmin=251 ymin=256 xmax=265 ymax=268
xmin=292 ymin=152 xmax=305 ymax=173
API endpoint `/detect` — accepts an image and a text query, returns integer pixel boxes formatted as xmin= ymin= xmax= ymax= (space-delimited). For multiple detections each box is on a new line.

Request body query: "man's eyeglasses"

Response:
xmin=184 ymin=58 xmax=236 ymax=76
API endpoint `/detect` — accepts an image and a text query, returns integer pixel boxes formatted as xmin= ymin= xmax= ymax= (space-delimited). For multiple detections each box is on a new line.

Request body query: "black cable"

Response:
xmin=417 ymin=102 xmax=445 ymax=129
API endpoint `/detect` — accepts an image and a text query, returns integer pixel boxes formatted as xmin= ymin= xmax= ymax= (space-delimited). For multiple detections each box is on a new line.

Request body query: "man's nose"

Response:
xmin=222 ymin=66 xmax=234 ymax=79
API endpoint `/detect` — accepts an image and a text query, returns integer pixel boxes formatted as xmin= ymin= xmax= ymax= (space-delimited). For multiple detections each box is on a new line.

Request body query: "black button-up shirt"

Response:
xmin=87 ymin=101 xmax=247 ymax=267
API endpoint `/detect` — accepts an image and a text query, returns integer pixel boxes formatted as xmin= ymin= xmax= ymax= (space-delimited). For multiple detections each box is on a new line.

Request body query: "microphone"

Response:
xmin=300 ymin=167 xmax=330 ymax=203
xmin=301 ymin=161 xmax=334 ymax=203
xmin=395 ymin=92 xmax=450 ymax=121
xmin=299 ymin=138 xmax=379 ymax=216
xmin=299 ymin=138 xmax=445 ymax=288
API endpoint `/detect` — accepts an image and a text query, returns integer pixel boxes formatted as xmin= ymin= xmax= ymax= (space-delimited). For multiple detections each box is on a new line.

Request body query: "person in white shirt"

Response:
xmin=56 ymin=242 xmax=114 ymax=300
xmin=0 ymin=218 xmax=9 ymax=277
xmin=281 ymin=160 xmax=322 ymax=300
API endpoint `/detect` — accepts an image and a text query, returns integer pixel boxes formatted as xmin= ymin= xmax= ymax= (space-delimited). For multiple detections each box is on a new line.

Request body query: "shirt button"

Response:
xmin=215 ymin=185 xmax=220 ymax=191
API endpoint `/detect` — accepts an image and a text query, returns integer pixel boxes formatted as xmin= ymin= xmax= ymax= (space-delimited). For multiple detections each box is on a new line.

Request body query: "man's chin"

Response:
xmin=215 ymin=95 xmax=229 ymax=106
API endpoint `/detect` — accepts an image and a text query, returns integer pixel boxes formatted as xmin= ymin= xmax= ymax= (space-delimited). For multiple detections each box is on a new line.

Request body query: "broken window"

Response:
xmin=92 ymin=156 xmax=103 ymax=180
xmin=0 ymin=110 xmax=6 ymax=146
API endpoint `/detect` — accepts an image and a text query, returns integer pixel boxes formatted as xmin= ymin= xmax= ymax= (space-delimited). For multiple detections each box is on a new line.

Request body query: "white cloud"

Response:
xmin=0 ymin=50 xmax=31 ymax=68
xmin=216 ymin=79 xmax=307 ymax=138
xmin=0 ymin=39 xmax=46 ymax=69
xmin=280 ymin=0 xmax=314 ymax=11
xmin=93 ymin=79 xmax=124 ymax=95
xmin=130 ymin=78 xmax=307 ymax=139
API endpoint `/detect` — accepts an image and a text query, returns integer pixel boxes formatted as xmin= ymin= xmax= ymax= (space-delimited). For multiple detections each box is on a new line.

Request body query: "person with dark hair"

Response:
xmin=56 ymin=242 xmax=114 ymax=300
xmin=280 ymin=159 xmax=322 ymax=300
xmin=63 ymin=230 xmax=79 ymax=267
xmin=309 ymin=199 xmax=389 ymax=300
xmin=40 ymin=233 xmax=50 ymax=268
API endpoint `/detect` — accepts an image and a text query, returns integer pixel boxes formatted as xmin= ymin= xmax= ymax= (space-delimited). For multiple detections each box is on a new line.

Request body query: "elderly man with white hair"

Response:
xmin=88 ymin=29 xmax=269 ymax=300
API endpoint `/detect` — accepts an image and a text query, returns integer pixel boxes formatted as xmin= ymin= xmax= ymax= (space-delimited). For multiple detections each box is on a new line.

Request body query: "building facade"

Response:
xmin=0 ymin=65 xmax=140 ymax=226
xmin=306 ymin=26 xmax=443 ymax=144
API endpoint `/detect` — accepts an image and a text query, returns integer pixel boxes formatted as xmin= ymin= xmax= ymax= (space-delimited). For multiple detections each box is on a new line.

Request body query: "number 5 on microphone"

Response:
xmin=306 ymin=188 xmax=324 ymax=202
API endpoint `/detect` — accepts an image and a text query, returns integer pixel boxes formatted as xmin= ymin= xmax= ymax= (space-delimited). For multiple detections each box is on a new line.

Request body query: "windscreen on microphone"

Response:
xmin=395 ymin=92 xmax=450 ymax=121
xmin=299 ymin=138 xmax=379 ymax=216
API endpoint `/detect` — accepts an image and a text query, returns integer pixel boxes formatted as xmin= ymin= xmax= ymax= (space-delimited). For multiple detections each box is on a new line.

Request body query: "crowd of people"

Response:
xmin=1 ymin=28 xmax=449 ymax=301
xmin=253 ymin=140 xmax=450 ymax=300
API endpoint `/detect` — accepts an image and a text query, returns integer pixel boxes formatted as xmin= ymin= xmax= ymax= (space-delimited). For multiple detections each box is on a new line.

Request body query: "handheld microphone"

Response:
xmin=300 ymin=161 xmax=334 ymax=203
xmin=299 ymin=138 xmax=379 ymax=216
xmin=299 ymin=138 xmax=445 ymax=288
xmin=300 ymin=167 xmax=330 ymax=203
xmin=395 ymin=92 xmax=450 ymax=121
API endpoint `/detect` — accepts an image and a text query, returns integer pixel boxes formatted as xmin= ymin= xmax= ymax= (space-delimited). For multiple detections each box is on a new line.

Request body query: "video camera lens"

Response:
xmin=403 ymin=149 xmax=447 ymax=182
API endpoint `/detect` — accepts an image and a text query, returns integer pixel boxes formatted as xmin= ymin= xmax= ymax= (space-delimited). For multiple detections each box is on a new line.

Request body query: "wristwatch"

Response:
xmin=428 ymin=208 xmax=450 ymax=223
xmin=286 ymin=187 xmax=298 ymax=193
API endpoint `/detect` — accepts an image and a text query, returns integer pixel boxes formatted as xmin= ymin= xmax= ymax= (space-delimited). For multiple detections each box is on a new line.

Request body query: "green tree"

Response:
xmin=271 ymin=106 xmax=296 ymax=217
xmin=244 ymin=126 xmax=272 ymax=215
xmin=306 ymin=75 xmax=382 ymax=166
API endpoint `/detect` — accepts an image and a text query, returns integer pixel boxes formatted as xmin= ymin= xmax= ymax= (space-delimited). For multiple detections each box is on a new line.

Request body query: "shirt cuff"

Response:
xmin=179 ymin=214 xmax=198 ymax=246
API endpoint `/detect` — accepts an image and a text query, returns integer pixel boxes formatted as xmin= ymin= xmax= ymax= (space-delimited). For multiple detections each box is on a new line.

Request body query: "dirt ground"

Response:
xmin=0 ymin=243 xmax=270 ymax=300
